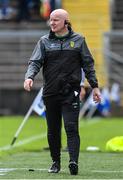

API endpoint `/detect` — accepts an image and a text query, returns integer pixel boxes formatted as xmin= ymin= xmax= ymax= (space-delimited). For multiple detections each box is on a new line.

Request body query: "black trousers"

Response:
xmin=43 ymin=91 xmax=80 ymax=164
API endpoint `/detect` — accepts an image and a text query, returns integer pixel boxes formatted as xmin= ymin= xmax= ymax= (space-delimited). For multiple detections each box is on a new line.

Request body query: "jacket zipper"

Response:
xmin=60 ymin=40 xmax=63 ymax=50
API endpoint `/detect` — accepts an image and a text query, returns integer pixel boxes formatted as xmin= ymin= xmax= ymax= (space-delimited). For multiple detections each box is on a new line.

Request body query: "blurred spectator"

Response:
xmin=55 ymin=0 xmax=61 ymax=9
xmin=50 ymin=0 xmax=61 ymax=12
xmin=0 ymin=0 xmax=9 ymax=20
xmin=16 ymin=0 xmax=30 ymax=22
xmin=28 ymin=0 xmax=40 ymax=21
xmin=50 ymin=0 xmax=55 ymax=12
xmin=40 ymin=0 xmax=51 ymax=20
xmin=0 ymin=0 xmax=61 ymax=22
xmin=40 ymin=0 xmax=61 ymax=20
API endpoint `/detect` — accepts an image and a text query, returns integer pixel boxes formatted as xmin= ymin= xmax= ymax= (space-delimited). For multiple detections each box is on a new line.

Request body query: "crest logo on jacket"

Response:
xmin=70 ymin=41 xmax=75 ymax=48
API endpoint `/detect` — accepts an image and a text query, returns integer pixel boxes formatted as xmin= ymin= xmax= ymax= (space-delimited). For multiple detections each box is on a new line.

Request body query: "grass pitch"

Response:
xmin=1 ymin=151 xmax=123 ymax=179
xmin=0 ymin=116 xmax=123 ymax=179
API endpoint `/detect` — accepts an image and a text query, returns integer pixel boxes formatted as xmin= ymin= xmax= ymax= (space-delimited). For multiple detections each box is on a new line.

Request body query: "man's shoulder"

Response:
xmin=72 ymin=32 xmax=84 ymax=39
xmin=40 ymin=34 xmax=49 ymax=41
xmin=72 ymin=32 xmax=85 ymax=41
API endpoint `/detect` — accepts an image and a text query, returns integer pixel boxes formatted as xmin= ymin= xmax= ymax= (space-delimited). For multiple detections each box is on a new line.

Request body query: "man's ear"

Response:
xmin=64 ymin=20 xmax=68 ymax=25
xmin=64 ymin=20 xmax=72 ymax=28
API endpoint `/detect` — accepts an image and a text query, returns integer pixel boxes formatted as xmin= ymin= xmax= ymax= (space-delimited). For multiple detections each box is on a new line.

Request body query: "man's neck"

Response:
xmin=55 ymin=29 xmax=69 ymax=37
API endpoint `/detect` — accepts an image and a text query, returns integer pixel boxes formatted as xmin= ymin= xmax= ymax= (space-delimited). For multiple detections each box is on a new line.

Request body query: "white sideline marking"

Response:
xmin=0 ymin=133 xmax=46 ymax=151
xmin=0 ymin=118 xmax=101 ymax=151
xmin=92 ymin=170 xmax=123 ymax=173
xmin=80 ymin=118 xmax=101 ymax=127
xmin=0 ymin=167 xmax=48 ymax=176
xmin=0 ymin=167 xmax=65 ymax=176
xmin=0 ymin=167 xmax=65 ymax=171
xmin=0 ymin=167 xmax=48 ymax=172
xmin=0 ymin=168 xmax=16 ymax=176
xmin=0 ymin=168 xmax=15 ymax=172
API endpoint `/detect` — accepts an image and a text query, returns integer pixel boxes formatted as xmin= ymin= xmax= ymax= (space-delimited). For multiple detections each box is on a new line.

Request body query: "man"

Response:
xmin=24 ymin=9 xmax=101 ymax=175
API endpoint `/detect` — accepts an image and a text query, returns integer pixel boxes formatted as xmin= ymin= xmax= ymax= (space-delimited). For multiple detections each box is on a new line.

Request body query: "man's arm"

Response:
xmin=80 ymin=38 xmax=101 ymax=103
xmin=24 ymin=39 xmax=45 ymax=91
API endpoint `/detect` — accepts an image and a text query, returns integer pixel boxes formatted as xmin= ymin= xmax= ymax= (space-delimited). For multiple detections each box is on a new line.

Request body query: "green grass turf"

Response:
xmin=0 ymin=116 xmax=123 ymax=156
xmin=1 ymin=151 xmax=123 ymax=179
xmin=1 ymin=116 xmax=123 ymax=178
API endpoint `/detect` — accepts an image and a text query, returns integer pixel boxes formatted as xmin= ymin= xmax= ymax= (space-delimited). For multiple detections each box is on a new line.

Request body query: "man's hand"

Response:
xmin=24 ymin=78 xmax=33 ymax=91
xmin=93 ymin=87 xmax=101 ymax=103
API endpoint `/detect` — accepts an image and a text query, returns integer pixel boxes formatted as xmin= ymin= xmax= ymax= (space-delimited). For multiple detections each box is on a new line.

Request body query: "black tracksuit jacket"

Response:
xmin=25 ymin=27 xmax=98 ymax=96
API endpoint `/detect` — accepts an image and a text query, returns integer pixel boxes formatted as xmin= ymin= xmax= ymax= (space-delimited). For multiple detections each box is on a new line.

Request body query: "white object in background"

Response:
xmin=86 ymin=146 xmax=100 ymax=152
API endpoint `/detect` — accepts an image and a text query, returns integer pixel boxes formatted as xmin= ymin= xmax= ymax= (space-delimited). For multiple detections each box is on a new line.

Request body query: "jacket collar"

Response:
xmin=49 ymin=26 xmax=73 ymax=39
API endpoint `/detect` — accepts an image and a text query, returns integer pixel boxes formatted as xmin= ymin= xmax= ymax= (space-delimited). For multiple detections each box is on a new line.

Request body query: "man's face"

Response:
xmin=49 ymin=13 xmax=65 ymax=33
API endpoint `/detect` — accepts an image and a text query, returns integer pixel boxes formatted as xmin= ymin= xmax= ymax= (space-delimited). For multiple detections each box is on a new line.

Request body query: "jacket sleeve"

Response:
xmin=80 ymin=38 xmax=98 ymax=88
xmin=25 ymin=39 xmax=45 ymax=80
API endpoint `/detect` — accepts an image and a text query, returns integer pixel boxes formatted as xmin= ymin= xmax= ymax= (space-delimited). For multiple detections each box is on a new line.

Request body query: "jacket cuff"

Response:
xmin=25 ymin=76 xmax=34 ymax=81
xmin=91 ymin=83 xmax=98 ymax=88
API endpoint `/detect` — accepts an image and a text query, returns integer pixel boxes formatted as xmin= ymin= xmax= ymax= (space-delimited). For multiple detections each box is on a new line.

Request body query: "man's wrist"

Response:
xmin=25 ymin=77 xmax=34 ymax=81
xmin=80 ymin=85 xmax=85 ymax=88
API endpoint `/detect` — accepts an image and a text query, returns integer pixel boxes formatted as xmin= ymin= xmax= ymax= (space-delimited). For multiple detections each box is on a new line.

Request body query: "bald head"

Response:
xmin=50 ymin=9 xmax=70 ymax=22
xmin=49 ymin=9 xmax=70 ymax=35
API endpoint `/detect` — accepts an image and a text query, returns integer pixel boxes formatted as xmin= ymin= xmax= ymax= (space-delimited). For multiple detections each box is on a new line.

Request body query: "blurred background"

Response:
xmin=0 ymin=0 xmax=123 ymax=117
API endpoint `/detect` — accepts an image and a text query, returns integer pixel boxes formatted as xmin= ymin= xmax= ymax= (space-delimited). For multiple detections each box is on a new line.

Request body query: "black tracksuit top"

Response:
xmin=25 ymin=27 xmax=98 ymax=97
